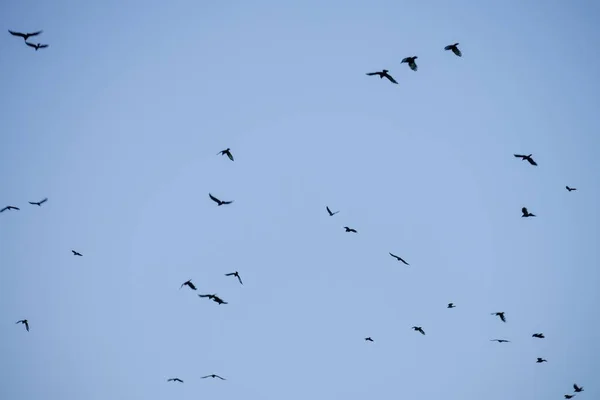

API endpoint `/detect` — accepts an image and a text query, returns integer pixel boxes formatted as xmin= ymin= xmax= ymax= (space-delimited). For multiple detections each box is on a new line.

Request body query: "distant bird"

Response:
xmin=180 ymin=279 xmax=197 ymax=290
xmin=514 ymin=153 xmax=537 ymax=166
xmin=532 ymin=333 xmax=545 ymax=339
xmin=389 ymin=252 xmax=409 ymax=265
xmin=536 ymin=358 xmax=547 ymax=363
xmin=72 ymin=250 xmax=83 ymax=256
xmin=344 ymin=226 xmax=357 ymax=233
xmin=566 ymin=186 xmax=577 ymax=192
xmin=366 ymin=70 xmax=398 ymax=84
xmin=401 ymin=56 xmax=418 ymax=71
xmin=490 ymin=339 xmax=510 ymax=343
xmin=201 ymin=374 xmax=225 ymax=380
xmin=167 ymin=378 xmax=183 ymax=383
xmin=16 ymin=319 xmax=29 ymax=331
xmin=573 ymin=384 xmax=584 ymax=393
xmin=365 ymin=337 xmax=374 ymax=342
xmin=0 ymin=206 xmax=19 ymax=212
xmin=521 ymin=207 xmax=536 ymax=217
xmin=564 ymin=395 xmax=575 ymax=399
xmin=29 ymin=198 xmax=48 ymax=206
xmin=225 ymin=271 xmax=243 ymax=285
xmin=444 ymin=43 xmax=462 ymax=57
xmin=412 ymin=326 xmax=425 ymax=335
xmin=198 ymin=294 xmax=228 ymax=305
xmin=491 ymin=312 xmax=506 ymax=322
xmin=26 ymin=42 xmax=49 ymax=51
xmin=447 ymin=303 xmax=456 ymax=308
xmin=209 ymin=193 xmax=233 ymax=206
xmin=8 ymin=29 xmax=43 ymax=41
xmin=217 ymin=148 xmax=234 ymax=161
xmin=326 ymin=206 xmax=339 ymax=216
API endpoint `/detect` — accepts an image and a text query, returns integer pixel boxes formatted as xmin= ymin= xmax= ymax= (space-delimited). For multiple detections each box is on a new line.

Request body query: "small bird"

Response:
xmin=389 ymin=252 xmax=409 ymax=265
xmin=72 ymin=250 xmax=83 ymax=256
xmin=326 ymin=206 xmax=339 ymax=216
xmin=514 ymin=153 xmax=537 ymax=166
xmin=366 ymin=70 xmax=398 ymax=84
xmin=412 ymin=326 xmax=425 ymax=335
xmin=217 ymin=148 xmax=234 ymax=161
xmin=225 ymin=271 xmax=243 ymax=285
xmin=209 ymin=193 xmax=233 ymax=206
xmin=536 ymin=358 xmax=547 ymax=363
xmin=490 ymin=339 xmax=510 ymax=343
xmin=201 ymin=374 xmax=225 ymax=380
xmin=26 ymin=42 xmax=49 ymax=51
xmin=29 ymin=198 xmax=48 ymax=206
xmin=167 ymin=378 xmax=183 ymax=383
xmin=573 ymin=384 xmax=584 ymax=393
xmin=16 ymin=319 xmax=29 ymax=331
xmin=401 ymin=56 xmax=418 ymax=71
xmin=365 ymin=337 xmax=374 ymax=342
xmin=344 ymin=226 xmax=357 ymax=233
xmin=0 ymin=206 xmax=19 ymax=212
xmin=447 ymin=303 xmax=456 ymax=308
xmin=521 ymin=207 xmax=536 ymax=217
xmin=180 ymin=279 xmax=197 ymax=290
xmin=566 ymin=186 xmax=577 ymax=192
xmin=564 ymin=395 xmax=575 ymax=399
xmin=444 ymin=43 xmax=462 ymax=57
xmin=198 ymin=294 xmax=228 ymax=305
xmin=532 ymin=333 xmax=545 ymax=339
xmin=491 ymin=312 xmax=506 ymax=322
xmin=8 ymin=29 xmax=43 ymax=41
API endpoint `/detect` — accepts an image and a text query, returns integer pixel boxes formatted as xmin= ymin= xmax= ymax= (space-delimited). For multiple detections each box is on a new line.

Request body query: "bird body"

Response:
xmin=536 ymin=357 xmax=547 ymax=363
xmin=491 ymin=312 xmax=506 ymax=322
xmin=167 ymin=378 xmax=183 ymax=383
xmin=218 ymin=148 xmax=234 ymax=161
xmin=225 ymin=271 xmax=243 ymax=285
xmin=344 ymin=226 xmax=357 ymax=233
xmin=447 ymin=303 xmax=455 ymax=308
xmin=201 ymin=374 xmax=225 ymax=380
xmin=514 ymin=153 xmax=537 ymax=166
xmin=389 ymin=252 xmax=409 ymax=265
xmin=29 ymin=198 xmax=48 ymax=206
xmin=365 ymin=337 xmax=374 ymax=342
xmin=8 ymin=29 xmax=42 ymax=40
xmin=72 ymin=250 xmax=83 ymax=256
xmin=521 ymin=207 xmax=536 ymax=217
xmin=444 ymin=43 xmax=462 ymax=57
xmin=532 ymin=333 xmax=545 ymax=339
xmin=401 ymin=56 xmax=418 ymax=71
xmin=209 ymin=193 xmax=233 ymax=206
xmin=566 ymin=186 xmax=577 ymax=192
xmin=26 ymin=42 xmax=49 ymax=50
xmin=198 ymin=294 xmax=228 ymax=304
xmin=573 ymin=384 xmax=584 ymax=393
xmin=412 ymin=326 xmax=425 ymax=335
xmin=180 ymin=279 xmax=197 ymax=290
xmin=366 ymin=70 xmax=398 ymax=84
xmin=326 ymin=206 xmax=339 ymax=216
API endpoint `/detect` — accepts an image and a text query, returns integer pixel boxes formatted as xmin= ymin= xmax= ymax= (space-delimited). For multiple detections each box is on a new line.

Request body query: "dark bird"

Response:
xmin=401 ymin=56 xmax=418 ymax=71
xmin=389 ymin=252 xmax=409 ymax=265
xmin=491 ymin=312 xmax=506 ymax=322
xmin=532 ymin=333 xmax=545 ymax=339
xmin=566 ymin=186 xmax=577 ymax=192
xmin=167 ymin=378 xmax=183 ymax=383
xmin=16 ymin=319 xmax=29 ymax=331
xmin=180 ymin=279 xmax=197 ymax=290
xmin=0 ymin=206 xmax=19 ymax=212
xmin=72 ymin=250 xmax=83 ymax=256
xmin=564 ymin=395 xmax=575 ymax=399
xmin=344 ymin=226 xmax=357 ymax=233
xmin=217 ymin=148 xmax=234 ymax=161
xmin=514 ymin=153 xmax=537 ymax=166
xmin=412 ymin=326 xmax=425 ymax=335
xmin=573 ymin=384 xmax=584 ymax=393
xmin=201 ymin=374 xmax=225 ymax=380
xmin=490 ymin=339 xmax=510 ymax=343
xmin=365 ymin=337 xmax=374 ymax=342
xmin=366 ymin=70 xmax=398 ymax=84
xmin=444 ymin=43 xmax=462 ymax=57
xmin=29 ymin=198 xmax=48 ymax=206
xmin=198 ymin=294 xmax=228 ymax=305
xmin=26 ymin=42 xmax=49 ymax=51
xmin=209 ymin=193 xmax=233 ymax=206
xmin=536 ymin=357 xmax=547 ymax=363
xmin=521 ymin=207 xmax=536 ymax=217
xmin=326 ymin=206 xmax=339 ymax=216
xmin=225 ymin=271 xmax=243 ymax=285
xmin=447 ymin=303 xmax=456 ymax=308
xmin=8 ymin=29 xmax=43 ymax=41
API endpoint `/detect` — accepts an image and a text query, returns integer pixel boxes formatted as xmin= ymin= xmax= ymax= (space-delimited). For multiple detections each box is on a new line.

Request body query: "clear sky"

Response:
xmin=1 ymin=1 xmax=599 ymax=399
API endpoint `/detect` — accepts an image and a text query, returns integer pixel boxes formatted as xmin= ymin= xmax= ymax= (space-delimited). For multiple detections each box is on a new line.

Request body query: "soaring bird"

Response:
xmin=412 ymin=326 xmax=425 ymax=335
xmin=491 ymin=312 xmax=506 ymax=322
xmin=573 ymin=384 xmax=584 ymax=393
xmin=180 ymin=279 xmax=197 ymax=290
xmin=532 ymin=333 xmax=545 ymax=339
xmin=365 ymin=337 xmax=374 ymax=342
xmin=344 ymin=226 xmax=357 ymax=233
xmin=217 ymin=148 xmax=234 ymax=161
xmin=16 ymin=319 xmax=29 ymax=331
xmin=201 ymin=374 xmax=225 ymax=380
xmin=198 ymin=294 xmax=228 ymax=305
xmin=401 ymin=56 xmax=418 ymax=71
xmin=167 ymin=378 xmax=183 ymax=383
xmin=444 ymin=43 xmax=462 ymax=57
xmin=490 ymin=339 xmax=510 ymax=343
xmin=8 ymin=29 xmax=43 ymax=41
xmin=0 ymin=206 xmax=19 ymax=212
xmin=29 ymin=198 xmax=48 ymax=206
xmin=209 ymin=193 xmax=233 ymax=206
xmin=326 ymin=206 xmax=339 ymax=216
xmin=389 ymin=252 xmax=409 ymax=265
xmin=514 ymin=153 xmax=537 ymax=166
xmin=72 ymin=250 xmax=83 ymax=256
xmin=566 ymin=186 xmax=577 ymax=192
xmin=536 ymin=358 xmax=547 ymax=363
xmin=225 ymin=271 xmax=243 ymax=285
xmin=521 ymin=207 xmax=536 ymax=217
xmin=447 ymin=303 xmax=456 ymax=308
xmin=26 ymin=42 xmax=49 ymax=51
xmin=366 ymin=70 xmax=398 ymax=84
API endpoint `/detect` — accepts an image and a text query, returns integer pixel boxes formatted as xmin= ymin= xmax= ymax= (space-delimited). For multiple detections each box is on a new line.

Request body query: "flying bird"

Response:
xmin=26 ymin=42 xmax=49 ymax=51
xmin=180 ymin=279 xmax=197 ymax=290
xmin=326 ymin=206 xmax=339 ymax=216
xmin=389 ymin=252 xmax=409 ymax=265
xmin=16 ymin=319 xmax=29 ymax=331
xmin=365 ymin=337 xmax=374 ymax=342
xmin=29 ymin=198 xmax=48 ymax=206
xmin=532 ymin=333 xmax=545 ymax=339
xmin=514 ymin=153 xmax=537 ymax=166
xmin=225 ymin=271 xmax=243 ymax=285
xmin=521 ymin=207 xmax=536 ymax=217
xmin=536 ymin=358 xmax=547 ymax=363
xmin=8 ymin=29 xmax=43 ymax=40
xmin=573 ymin=384 xmax=584 ymax=393
xmin=401 ymin=56 xmax=418 ymax=71
xmin=344 ymin=226 xmax=357 ymax=233
xmin=217 ymin=148 xmax=234 ymax=161
xmin=566 ymin=186 xmax=577 ymax=192
xmin=201 ymin=374 xmax=225 ymax=380
xmin=198 ymin=294 xmax=228 ymax=304
xmin=564 ymin=395 xmax=575 ymax=399
xmin=447 ymin=303 xmax=456 ymax=308
xmin=209 ymin=193 xmax=233 ymax=206
xmin=366 ymin=70 xmax=398 ymax=84
xmin=490 ymin=339 xmax=510 ymax=343
xmin=0 ymin=206 xmax=19 ymax=212
xmin=72 ymin=250 xmax=83 ymax=256
xmin=412 ymin=326 xmax=425 ymax=335
xmin=444 ymin=43 xmax=462 ymax=57
xmin=491 ymin=312 xmax=506 ymax=322
xmin=167 ymin=378 xmax=183 ymax=383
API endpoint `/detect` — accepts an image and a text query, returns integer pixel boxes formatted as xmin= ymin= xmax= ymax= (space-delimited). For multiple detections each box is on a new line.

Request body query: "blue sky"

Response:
xmin=2 ymin=1 xmax=599 ymax=399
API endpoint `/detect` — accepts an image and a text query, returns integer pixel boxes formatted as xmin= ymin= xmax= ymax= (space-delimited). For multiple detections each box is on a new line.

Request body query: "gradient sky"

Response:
xmin=2 ymin=1 xmax=599 ymax=399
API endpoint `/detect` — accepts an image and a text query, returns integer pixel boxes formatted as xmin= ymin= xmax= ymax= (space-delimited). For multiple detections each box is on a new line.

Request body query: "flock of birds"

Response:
xmin=5 ymin=28 xmax=586 ymax=398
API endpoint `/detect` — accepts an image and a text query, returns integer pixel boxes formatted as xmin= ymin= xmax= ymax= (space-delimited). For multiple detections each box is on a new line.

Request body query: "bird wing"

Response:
xmin=208 ymin=193 xmax=221 ymax=203
xmin=444 ymin=45 xmax=453 ymax=50
xmin=514 ymin=154 xmax=525 ymax=158
xmin=409 ymin=62 xmax=418 ymax=71
xmin=221 ymin=200 xmax=233 ymax=204
xmin=452 ymin=47 xmax=462 ymax=56
xmin=201 ymin=375 xmax=211 ymax=379
xmin=25 ymin=321 xmax=29 ymax=331
xmin=28 ymin=30 xmax=43 ymax=37
xmin=0 ymin=207 xmax=7 ymax=212
xmin=227 ymin=152 xmax=234 ymax=161
xmin=25 ymin=42 xmax=37 ymax=48
xmin=188 ymin=282 xmax=197 ymax=290
xmin=40 ymin=198 xmax=48 ymax=204
xmin=527 ymin=158 xmax=537 ymax=166
xmin=225 ymin=273 xmax=235 ymax=276
xmin=500 ymin=314 xmax=506 ymax=322
xmin=29 ymin=202 xmax=37 ymax=205
xmin=9 ymin=30 xmax=27 ymax=38
xmin=237 ymin=275 xmax=243 ymax=285
xmin=401 ymin=57 xmax=410 ymax=63
xmin=366 ymin=72 xmax=379 ymax=76
xmin=326 ymin=206 xmax=332 ymax=215
xmin=198 ymin=294 xmax=210 ymax=297
xmin=72 ymin=250 xmax=76 ymax=255
xmin=38 ymin=44 xmax=49 ymax=48
xmin=389 ymin=252 xmax=399 ymax=259
xmin=13 ymin=207 xmax=20 ymax=210
xmin=384 ymin=74 xmax=398 ymax=84
xmin=216 ymin=375 xmax=225 ymax=380
xmin=573 ymin=384 xmax=580 ymax=391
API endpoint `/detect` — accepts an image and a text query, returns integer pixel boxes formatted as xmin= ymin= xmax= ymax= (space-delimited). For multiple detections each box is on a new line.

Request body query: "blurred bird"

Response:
xmin=536 ymin=358 xmax=547 ymax=363
xmin=490 ymin=339 xmax=510 ymax=343
xmin=29 ymin=198 xmax=48 ymax=206
xmin=72 ymin=250 xmax=83 ymax=256
xmin=365 ymin=337 xmax=374 ymax=342
xmin=532 ymin=333 xmax=545 ymax=339
xmin=326 ymin=206 xmax=339 ymax=216
xmin=521 ymin=207 xmax=536 ymax=217
xmin=412 ymin=326 xmax=425 ymax=335
xmin=447 ymin=303 xmax=456 ymax=308
xmin=16 ymin=319 xmax=29 ymax=331
xmin=401 ymin=56 xmax=418 ymax=71
xmin=225 ymin=271 xmax=243 ymax=285
xmin=389 ymin=252 xmax=409 ymax=265
xmin=573 ymin=384 xmax=584 ymax=393
xmin=366 ymin=70 xmax=398 ymax=84
xmin=344 ymin=226 xmax=357 ymax=233
xmin=26 ymin=42 xmax=49 ymax=51
xmin=209 ymin=193 xmax=233 ymax=206
xmin=564 ymin=395 xmax=575 ymax=399
xmin=180 ymin=279 xmax=197 ymax=290
xmin=198 ymin=294 xmax=228 ymax=305
xmin=1 ymin=206 xmax=19 ymax=212
xmin=217 ymin=148 xmax=234 ymax=161
xmin=8 ymin=29 xmax=42 ymax=41
xmin=444 ymin=43 xmax=462 ymax=57
xmin=514 ymin=154 xmax=537 ymax=166
xmin=167 ymin=378 xmax=183 ymax=383
xmin=566 ymin=186 xmax=577 ymax=192
xmin=201 ymin=374 xmax=225 ymax=380
xmin=491 ymin=312 xmax=506 ymax=322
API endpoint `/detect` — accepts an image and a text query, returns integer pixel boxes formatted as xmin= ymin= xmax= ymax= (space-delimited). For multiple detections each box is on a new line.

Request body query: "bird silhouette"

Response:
xmin=25 ymin=42 xmax=49 ymax=51
xmin=366 ymin=70 xmax=398 ymax=84
xmin=16 ymin=319 xmax=29 ymax=331
xmin=180 ymin=279 xmax=197 ymax=290
xmin=198 ymin=294 xmax=228 ymax=305
xmin=389 ymin=252 xmax=409 ymax=265
xmin=564 ymin=395 xmax=575 ymax=399
xmin=72 ymin=250 xmax=83 ymax=256
xmin=326 ymin=206 xmax=339 ymax=216
xmin=444 ymin=43 xmax=462 ymax=57
xmin=217 ymin=148 xmax=234 ymax=161
xmin=566 ymin=186 xmax=577 ymax=192
xmin=491 ymin=312 xmax=506 ymax=322
xmin=412 ymin=326 xmax=425 ymax=335
xmin=365 ymin=337 xmax=374 ymax=342
xmin=490 ymin=339 xmax=510 ymax=343
xmin=514 ymin=153 xmax=537 ymax=166
xmin=573 ymin=384 xmax=584 ymax=393
xmin=536 ymin=358 xmax=547 ymax=363
xmin=344 ymin=226 xmax=357 ymax=233
xmin=8 ymin=29 xmax=42 ymax=41
xmin=532 ymin=333 xmax=545 ymax=339
xmin=447 ymin=303 xmax=456 ymax=308
xmin=0 ymin=206 xmax=19 ymax=212
xmin=209 ymin=193 xmax=233 ymax=206
xmin=521 ymin=207 xmax=536 ymax=217
xmin=167 ymin=378 xmax=183 ymax=383
xmin=28 ymin=198 xmax=48 ymax=206
xmin=201 ymin=374 xmax=225 ymax=380
xmin=225 ymin=271 xmax=243 ymax=285
xmin=401 ymin=56 xmax=418 ymax=71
